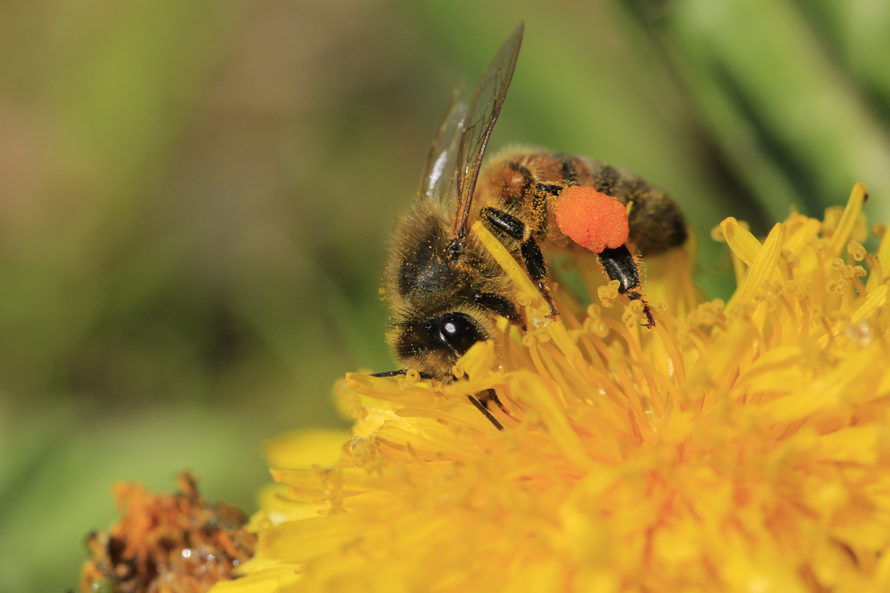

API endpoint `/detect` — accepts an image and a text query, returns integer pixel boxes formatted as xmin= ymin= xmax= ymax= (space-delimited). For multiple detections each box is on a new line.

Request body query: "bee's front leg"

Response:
xmin=466 ymin=393 xmax=504 ymax=430
xmin=480 ymin=207 xmax=558 ymax=318
xmin=471 ymin=292 xmax=521 ymax=323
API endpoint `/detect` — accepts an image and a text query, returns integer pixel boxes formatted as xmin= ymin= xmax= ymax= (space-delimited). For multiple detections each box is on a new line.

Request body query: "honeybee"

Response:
xmin=374 ymin=23 xmax=686 ymax=420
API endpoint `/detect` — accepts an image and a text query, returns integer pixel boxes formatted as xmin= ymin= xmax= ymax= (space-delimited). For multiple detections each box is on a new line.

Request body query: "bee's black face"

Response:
xmin=393 ymin=311 xmax=487 ymax=378
xmin=423 ymin=312 xmax=483 ymax=357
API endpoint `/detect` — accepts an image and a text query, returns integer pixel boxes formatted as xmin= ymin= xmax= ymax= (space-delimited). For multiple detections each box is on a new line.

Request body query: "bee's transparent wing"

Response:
xmin=452 ymin=22 xmax=524 ymax=240
xmin=418 ymin=93 xmax=467 ymax=204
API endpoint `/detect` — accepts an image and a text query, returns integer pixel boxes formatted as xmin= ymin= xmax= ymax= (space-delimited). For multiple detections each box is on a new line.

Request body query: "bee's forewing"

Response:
xmin=418 ymin=93 xmax=467 ymax=204
xmin=453 ymin=22 xmax=523 ymax=239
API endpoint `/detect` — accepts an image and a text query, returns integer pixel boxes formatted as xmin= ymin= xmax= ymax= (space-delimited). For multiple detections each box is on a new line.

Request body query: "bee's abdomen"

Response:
xmin=585 ymin=159 xmax=687 ymax=256
xmin=481 ymin=149 xmax=687 ymax=256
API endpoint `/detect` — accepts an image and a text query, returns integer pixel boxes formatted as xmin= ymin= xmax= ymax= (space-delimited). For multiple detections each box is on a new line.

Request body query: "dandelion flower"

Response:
xmin=217 ymin=184 xmax=890 ymax=593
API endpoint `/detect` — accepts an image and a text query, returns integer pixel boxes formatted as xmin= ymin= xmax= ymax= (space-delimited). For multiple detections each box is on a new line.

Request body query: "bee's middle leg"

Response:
xmin=480 ymin=207 xmax=558 ymax=318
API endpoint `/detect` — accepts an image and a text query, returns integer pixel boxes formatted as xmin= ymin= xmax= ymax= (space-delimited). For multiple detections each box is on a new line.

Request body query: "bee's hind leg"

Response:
xmin=598 ymin=245 xmax=655 ymax=328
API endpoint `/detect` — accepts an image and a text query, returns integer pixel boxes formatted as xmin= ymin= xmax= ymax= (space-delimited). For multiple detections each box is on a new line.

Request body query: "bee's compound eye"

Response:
xmin=429 ymin=312 xmax=484 ymax=356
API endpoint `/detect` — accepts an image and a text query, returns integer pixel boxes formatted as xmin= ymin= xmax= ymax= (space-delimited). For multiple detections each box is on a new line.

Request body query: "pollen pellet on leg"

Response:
xmin=555 ymin=186 xmax=629 ymax=253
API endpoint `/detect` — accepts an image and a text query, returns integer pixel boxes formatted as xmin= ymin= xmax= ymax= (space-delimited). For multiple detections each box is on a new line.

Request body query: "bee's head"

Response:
xmin=389 ymin=310 xmax=488 ymax=379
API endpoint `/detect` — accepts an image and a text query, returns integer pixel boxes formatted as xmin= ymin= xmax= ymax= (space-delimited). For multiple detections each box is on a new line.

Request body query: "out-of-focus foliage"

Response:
xmin=0 ymin=0 xmax=886 ymax=591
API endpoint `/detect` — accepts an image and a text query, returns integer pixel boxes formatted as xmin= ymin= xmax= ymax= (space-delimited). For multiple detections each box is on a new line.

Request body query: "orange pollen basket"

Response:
xmin=555 ymin=186 xmax=629 ymax=253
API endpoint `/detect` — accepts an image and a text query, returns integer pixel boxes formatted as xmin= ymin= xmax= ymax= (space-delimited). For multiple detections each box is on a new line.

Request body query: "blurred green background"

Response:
xmin=1 ymin=0 xmax=888 ymax=590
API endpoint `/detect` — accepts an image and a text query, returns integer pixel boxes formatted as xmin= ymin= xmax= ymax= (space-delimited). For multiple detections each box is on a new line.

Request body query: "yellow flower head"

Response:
xmin=217 ymin=184 xmax=890 ymax=593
